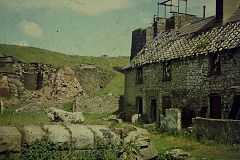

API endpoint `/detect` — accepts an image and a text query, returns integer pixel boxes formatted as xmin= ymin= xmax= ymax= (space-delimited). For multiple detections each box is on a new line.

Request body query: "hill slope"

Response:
xmin=0 ymin=44 xmax=129 ymax=96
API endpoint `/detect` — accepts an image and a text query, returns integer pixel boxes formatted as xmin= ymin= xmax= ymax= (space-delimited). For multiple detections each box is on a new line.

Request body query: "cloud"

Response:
xmin=17 ymin=21 xmax=43 ymax=38
xmin=13 ymin=41 xmax=30 ymax=46
xmin=0 ymin=0 xmax=136 ymax=16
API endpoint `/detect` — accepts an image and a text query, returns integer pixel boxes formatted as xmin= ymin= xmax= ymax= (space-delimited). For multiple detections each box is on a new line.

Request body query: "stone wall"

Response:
xmin=192 ymin=117 xmax=240 ymax=144
xmin=75 ymin=64 xmax=111 ymax=95
xmin=73 ymin=94 xmax=119 ymax=114
xmin=0 ymin=124 xmax=158 ymax=159
xmin=130 ymin=27 xmax=153 ymax=60
xmin=124 ymin=48 xmax=240 ymax=124
xmin=160 ymin=108 xmax=181 ymax=130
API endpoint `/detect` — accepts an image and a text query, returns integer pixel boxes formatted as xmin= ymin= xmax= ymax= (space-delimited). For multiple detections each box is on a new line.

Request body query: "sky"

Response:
xmin=0 ymin=0 xmax=216 ymax=57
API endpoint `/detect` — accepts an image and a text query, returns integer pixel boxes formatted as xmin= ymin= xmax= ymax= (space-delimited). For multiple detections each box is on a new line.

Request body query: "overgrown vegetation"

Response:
xmin=20 ymin=138 xmax=141 ymax=160
xmin=196 ymin=40 xmax=209 ymax=50
xmin=0 ymin=101 xmax=49 ymax=128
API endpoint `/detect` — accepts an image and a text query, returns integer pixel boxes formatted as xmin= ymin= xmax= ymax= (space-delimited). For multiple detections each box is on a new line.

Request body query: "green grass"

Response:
xmin=83 ymin=112 xmax=110 ymax=125
xmin=0 ymin=110 xmax=49 ymax=128
xmin=63 ymin=102 xmax=73 ymax=112
xmin=151 ymin=133 xmax=240 ymax=160
xmin=0 ymin=44 xmax=129 ymax=96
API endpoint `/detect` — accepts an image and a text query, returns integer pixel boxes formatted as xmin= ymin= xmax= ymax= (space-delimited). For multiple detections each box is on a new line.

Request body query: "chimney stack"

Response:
xmin=203 ymin=5 xmax=206 ymax=18
xmin=216 ymin=0 xmax=223 ymax=21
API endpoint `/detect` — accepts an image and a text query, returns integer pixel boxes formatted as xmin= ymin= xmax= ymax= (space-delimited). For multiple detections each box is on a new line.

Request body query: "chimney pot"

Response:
xmin=203 ymin=5 xmax=206 ymax=18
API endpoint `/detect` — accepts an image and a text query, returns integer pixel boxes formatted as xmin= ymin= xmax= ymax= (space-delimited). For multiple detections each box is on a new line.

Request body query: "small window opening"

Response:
xmin=136 ymin=67 xmax=143 ymax=84
xmin=210 ymin=53 xmax=221 ymax=74
xmin=162 ymin=61 xmax=171 ymax=81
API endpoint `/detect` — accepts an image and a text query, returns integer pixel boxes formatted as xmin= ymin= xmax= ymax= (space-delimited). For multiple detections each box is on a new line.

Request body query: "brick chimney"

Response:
xmin=216 ymin=0 xmax=240 ymax=24
xmin=216 ymin=0 xmax=223 ymax=21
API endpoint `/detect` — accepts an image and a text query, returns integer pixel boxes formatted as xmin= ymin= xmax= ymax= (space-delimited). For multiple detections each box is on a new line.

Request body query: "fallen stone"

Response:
xmin=66 ymin=124 xmax=94 ymax=149
xmin=47 ymin=108 xmax=84 ymax=123
xmin=165 ymin=149 xmax=191 ymax=159
xmin=103 ymin=114 xmax=124 ymax=124
xmin=86 ymin=125 xmax=120 ymax=145
xmin=0 ymin=126 xmax=21 ymax=153
xmin=139 ymin=143 xmax=158 ymax=160
xmin=124 ymin=127 xmax=150 ymax=147
xmin=131 ymin=114 xmax=141 ymax=123
xmin=43 ymin=124 xmax=70 ymax=147
xmin=124 ymin=126 xmax=158 ymax=160
xmin=23 ymin=125 xmax=46 ymax=143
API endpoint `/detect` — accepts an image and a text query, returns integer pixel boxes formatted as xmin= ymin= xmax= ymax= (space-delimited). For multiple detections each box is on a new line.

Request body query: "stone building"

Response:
xmin=123 ymin=0 xmax=240 ymax=125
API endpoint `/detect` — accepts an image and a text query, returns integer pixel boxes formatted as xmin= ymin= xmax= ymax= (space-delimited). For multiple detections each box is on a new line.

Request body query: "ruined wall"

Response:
xmin=223 ymin=0 xmax=240 ymax=24
xmin=130 ymin=27 xmax=153 ymax=60
xmin=75 ymin=65 xmax=110 ymax=95
xmin=171 ymin=14 xmax=199 ymax=29
xmin=192 ymin=117 xmax=240 ymax=144
xmin=73 ymin=94 xmax=119 ymax=114
xmin=160 ymin=108 xmax=181 ymax=130
xmin=124 ymin=49 xmax=240 ymax=123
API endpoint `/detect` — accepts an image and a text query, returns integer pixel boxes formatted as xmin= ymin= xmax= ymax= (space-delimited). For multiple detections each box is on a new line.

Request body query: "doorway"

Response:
xmin=210 ymin=94 xmax=221 ymax=119
xmin=150 ymin=98 xmax=157 ymax=123
xmin=162 ymin=96 xmax=171 ymax=115
xmin=228 ymin=95 xmax=240 ymax=120
xmin=136 ymin=97 xmax=143 ymax=114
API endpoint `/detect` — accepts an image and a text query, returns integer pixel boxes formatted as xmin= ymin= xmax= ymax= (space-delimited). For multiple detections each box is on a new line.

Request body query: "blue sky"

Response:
xmin=0 ymin=0 xmax=215 ymax=57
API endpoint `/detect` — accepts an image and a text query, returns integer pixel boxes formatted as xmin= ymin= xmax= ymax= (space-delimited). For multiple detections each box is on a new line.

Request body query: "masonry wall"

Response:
xmin=124 ymin=48 xmax=240 ymax=124
xmin=130 ymin=27 xmax=153 ymax=60
xmin=192 ymin=117 xmax=240 ymax=144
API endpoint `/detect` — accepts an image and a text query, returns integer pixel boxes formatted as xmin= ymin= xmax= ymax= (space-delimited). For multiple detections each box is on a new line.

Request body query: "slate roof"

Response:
xmin=124 ymin=16 xmax=240 ymax=70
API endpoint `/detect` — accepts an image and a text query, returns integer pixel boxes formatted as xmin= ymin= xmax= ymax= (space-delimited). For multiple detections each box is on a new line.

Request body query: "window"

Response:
xmin=210 ymin=53 xmax=221 ymax=74
xmin=136 ymin=97 xmax=143 ymax=114
xmin=162 ymin=61 xmax=171 ymax=81
xmin=136 ymin=67 xmax=143 ymax=84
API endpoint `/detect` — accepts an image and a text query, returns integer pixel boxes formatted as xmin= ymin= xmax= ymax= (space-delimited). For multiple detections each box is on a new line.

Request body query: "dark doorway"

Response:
xmin=210 ymin=94 xmax=221 ymax=119
xmin=37 ymin=71 xmax=43 ymax=90
xmin=228 ymin=95 xmax=240 ymax=120
xmin=162 ymin=96 xmax=171 ymax=115
xmin=150 ymin=98 xmax=157 ymax=122
xmin=136 ymin=97 xmax=143 ymax=114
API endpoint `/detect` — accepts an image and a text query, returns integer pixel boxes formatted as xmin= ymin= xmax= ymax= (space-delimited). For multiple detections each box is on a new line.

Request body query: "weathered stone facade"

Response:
xmin=124 ymin=1 xmax=240 ymax=126
xmin=124 ymin=48 xmax=240 ymax=124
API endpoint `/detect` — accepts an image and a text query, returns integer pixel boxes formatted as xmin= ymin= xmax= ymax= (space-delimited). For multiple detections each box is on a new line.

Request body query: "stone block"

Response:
xmin=47 ymin=108 xmax=84 ymax=123
xmin=131 ymin=114 xmax=141 ymax=123
xmin=66 ymin=124 xmax=94 ymax=149
xmin=86 ymin=125 xmax=120 ymax=145
xmin=139 ymin=143 xmax=158 ymax=160
xmin=43 ymin=124 xmax=70 ymax=147
xmin=0 ymin=126 xmax=21 ymax=153
xmin=23 ymin=125 xmax=46 ymax=143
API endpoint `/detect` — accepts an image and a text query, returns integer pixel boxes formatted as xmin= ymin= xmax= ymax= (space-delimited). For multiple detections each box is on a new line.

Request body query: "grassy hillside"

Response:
xmin=0 ymin=44 xmax=130 ymax=96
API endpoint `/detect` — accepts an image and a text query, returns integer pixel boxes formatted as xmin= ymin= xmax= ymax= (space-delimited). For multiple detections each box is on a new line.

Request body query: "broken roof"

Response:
xmin=124 ymin=15 xmax=240 ymax=70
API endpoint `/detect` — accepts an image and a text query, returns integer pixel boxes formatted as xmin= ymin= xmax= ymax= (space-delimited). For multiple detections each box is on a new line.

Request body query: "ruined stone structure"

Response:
xmin=123 ymin=0 xmax=240 ymax=125
xmin=130 ymin=13 xmax=199 ymax=60
xmin=0 ymin=56 xmax=53 ymax=92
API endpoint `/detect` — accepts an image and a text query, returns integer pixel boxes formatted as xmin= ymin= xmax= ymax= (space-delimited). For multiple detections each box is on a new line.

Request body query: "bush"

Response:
xmin=20 ymin=138 xmax=141 ymax=160
xmin=20 ymin=138 xmax=64 ymax=160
